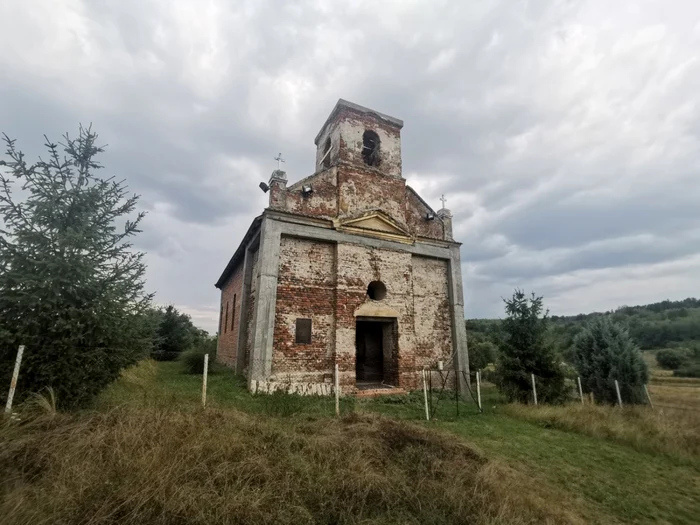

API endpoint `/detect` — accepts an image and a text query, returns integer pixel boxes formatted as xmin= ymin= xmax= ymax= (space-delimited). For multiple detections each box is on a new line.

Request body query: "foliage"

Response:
xmin=494 ymin=290 xmax=567 ymax=403
xmin=150 ymin=305 xmax=206 ymax=361
xmin=180 ymin=344 xmax=216 ymax=375
xmin=465 ymin=324 xmax=497 ymax=371
xmin=674 ymin=365 xmax=700 ymax=378
xmin=572 ymin=317 xmax=649 ymax=405
xmin=656 ymin=348 xmax=688 ymax=370
xmin=0 ymin=127 xmax=154 ymax=408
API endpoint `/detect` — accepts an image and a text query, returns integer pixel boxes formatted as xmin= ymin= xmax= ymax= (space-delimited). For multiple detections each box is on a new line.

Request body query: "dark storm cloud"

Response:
xmin=2 ymin=0 xmax=700 ymax=331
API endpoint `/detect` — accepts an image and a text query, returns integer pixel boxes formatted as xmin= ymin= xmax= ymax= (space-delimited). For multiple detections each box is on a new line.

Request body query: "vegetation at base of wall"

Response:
xmin=494 ymin=290 xmax=568 ymax=403
xmin=573 ymin=317 xmax=648 ymax=405
xmin=0 ymin=127 xmax=153 ymax=409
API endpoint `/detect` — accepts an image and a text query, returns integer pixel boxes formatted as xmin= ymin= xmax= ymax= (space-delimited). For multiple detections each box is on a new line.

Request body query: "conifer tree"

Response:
xmin=573 ymin=316 xmax=649 ymax=404
xmin=496 ymin=290 xmax=567 ymax=403
xmin=0 ymin=127 xmax=154 ymax=408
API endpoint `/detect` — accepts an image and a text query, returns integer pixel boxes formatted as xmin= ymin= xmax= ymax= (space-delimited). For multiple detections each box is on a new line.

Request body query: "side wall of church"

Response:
xmin=216 ymin=262 xmax=244 ymax=367
xmin=271 ymin=236 xmax=337 ymax=383
xmin=244 ymin=246 xmax=260 ymax=374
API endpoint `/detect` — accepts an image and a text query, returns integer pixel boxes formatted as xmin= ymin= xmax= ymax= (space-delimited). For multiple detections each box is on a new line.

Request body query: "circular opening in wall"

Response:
xmin=367 ymin=281 xmax=387 ymax=301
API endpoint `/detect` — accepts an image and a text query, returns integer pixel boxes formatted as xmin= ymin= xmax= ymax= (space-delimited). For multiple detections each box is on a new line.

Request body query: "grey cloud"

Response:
xmin=2 ymin=0 xmax=700 ymax=331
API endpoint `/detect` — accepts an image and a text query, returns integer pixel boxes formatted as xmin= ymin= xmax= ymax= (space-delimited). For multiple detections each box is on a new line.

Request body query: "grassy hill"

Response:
xmin=2 ymin=360 xmax=700 ymax=524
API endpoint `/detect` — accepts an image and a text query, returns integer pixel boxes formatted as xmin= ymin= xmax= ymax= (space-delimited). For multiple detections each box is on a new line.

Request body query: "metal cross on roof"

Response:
xmin=274 ymin=153 xmax=286 ymax=170
xmin=440 ymin=194 xmax=447 ymax=208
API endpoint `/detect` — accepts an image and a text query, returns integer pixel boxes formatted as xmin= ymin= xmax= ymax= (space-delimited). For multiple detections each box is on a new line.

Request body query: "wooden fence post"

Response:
xmin=202 ymin=353 xmax=209 ymax=408
xmin=614 ymin=380 xmax=623 ymax=408
xmin=531 ymin=373 xmax=538 ymax=406
xmin=422 ymin=369 xmax=430 ymax=421
xmin=335 ymin=364 xmax=340 ymax=417
xmin=643 ymin=384 xmax=653 ymax=408
xmin=476 ymin=370 xmax=482 ymax=411
xmin=5 ymin=345 xmax=25 ymax=415
xmin=577 ymin=376 xmax=584 ymax=405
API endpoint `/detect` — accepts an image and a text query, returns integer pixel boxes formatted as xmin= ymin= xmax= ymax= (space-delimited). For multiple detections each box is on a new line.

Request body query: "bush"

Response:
xmin=573 ymin=317 xmax=649 ymax=405
xmin=180 ymin=347 xmax=214 ymax=375
xmin=673 ymin=365 xmax=700 ymax=378
xmin=656 ymin=349 xmax=688 ymax=370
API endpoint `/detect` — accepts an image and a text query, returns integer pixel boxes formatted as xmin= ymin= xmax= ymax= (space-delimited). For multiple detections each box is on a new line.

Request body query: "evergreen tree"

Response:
xmin=152 ymin=305 xmax=199 ymax=360
xmin=495 ymin=290 xmax=567 ymax=403
xmin=0 ymin=127 xmax=154 ymax=408
xmin=573 ymin=317 xmax=649 ymax=404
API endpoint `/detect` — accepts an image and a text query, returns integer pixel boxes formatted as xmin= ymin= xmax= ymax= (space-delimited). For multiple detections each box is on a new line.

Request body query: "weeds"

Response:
xmin=503 ymin=402 xmax=700 ymax=463
xmin=0 ymin=408 xmax=582 ymax=525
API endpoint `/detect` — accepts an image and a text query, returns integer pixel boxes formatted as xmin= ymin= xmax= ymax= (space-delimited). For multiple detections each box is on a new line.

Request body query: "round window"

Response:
xmin=367 ymin=281 xmax=387 ymax=301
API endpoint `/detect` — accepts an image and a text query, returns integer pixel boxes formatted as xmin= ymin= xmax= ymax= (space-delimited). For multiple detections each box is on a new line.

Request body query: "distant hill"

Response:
xmin=467 ymin=298 xmax=700 ymax=356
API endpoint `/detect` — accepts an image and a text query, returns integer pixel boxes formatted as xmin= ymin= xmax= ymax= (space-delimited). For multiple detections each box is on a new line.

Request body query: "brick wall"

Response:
xmin=271 ymin=236 xmax=336 ymax=383
xmin=335 ymin=242 xmax=417 ymax=390
xmin=406 ymin=188 xmax=445 ymax=241
xmin=411 ymin=255 xmax=452 ymax=373
xmin=285 ymin=167 xmax=338 ymax=219
xmin=216 ymin=262 xmax=244 ymax=367
xmin=337 ymin=166 xmax=407 ymax=224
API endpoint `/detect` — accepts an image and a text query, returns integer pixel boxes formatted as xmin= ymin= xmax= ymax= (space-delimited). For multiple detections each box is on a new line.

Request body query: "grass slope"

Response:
xmin=2 ymin=361 xmax=700 ymax=524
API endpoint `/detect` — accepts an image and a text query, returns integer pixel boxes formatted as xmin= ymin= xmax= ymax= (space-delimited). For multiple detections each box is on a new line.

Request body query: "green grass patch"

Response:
xmin=86 ymin=361 xmax=700 ymax=524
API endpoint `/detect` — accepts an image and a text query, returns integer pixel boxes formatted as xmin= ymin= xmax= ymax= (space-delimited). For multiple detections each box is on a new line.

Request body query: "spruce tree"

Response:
xmin=496 ymin=290 xmax=567 ymax=403
xmin=573 ymin=316 xmax=649 ymax=404
xmin=0 ymin=127 xmax=154 ymax=408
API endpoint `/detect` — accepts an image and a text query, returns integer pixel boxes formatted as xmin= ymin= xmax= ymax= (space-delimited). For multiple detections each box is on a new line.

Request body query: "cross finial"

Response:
xmin=440 ymin=194 xmax=447 ymax=208
xmin=274 ymin=152 xmax=286 ymax=170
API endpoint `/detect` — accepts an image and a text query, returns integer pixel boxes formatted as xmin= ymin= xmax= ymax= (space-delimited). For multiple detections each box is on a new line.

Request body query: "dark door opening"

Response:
xmin=355 ymin=319 xmax=399 ymax=389
xmin=356 ymin=321 xmax=384 ymax=384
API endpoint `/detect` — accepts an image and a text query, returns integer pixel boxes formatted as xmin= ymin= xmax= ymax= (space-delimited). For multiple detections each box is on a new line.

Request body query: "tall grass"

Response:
xmin=0 ymin=408 xmax=584 ymax=525
xmin=503 ymin=402 xmax=700 ymax=463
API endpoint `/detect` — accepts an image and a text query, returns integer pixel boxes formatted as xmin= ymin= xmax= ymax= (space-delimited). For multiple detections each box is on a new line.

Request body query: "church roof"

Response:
xmin=214 ymin=215 xmax=262 ymax=289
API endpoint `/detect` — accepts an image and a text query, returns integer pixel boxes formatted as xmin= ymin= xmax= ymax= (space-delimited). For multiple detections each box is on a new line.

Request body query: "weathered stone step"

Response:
xmin=355 ymin=388 xmax=408 ymax=398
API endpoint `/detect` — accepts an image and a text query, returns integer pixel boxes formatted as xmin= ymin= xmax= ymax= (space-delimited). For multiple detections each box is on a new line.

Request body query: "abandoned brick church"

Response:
xmin=215 ymin=99 xmax=469 ymax=394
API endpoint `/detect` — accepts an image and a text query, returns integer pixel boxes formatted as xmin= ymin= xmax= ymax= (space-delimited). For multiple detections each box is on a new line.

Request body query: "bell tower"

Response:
xmin=313 ymin=99 xmax=404 ymax=178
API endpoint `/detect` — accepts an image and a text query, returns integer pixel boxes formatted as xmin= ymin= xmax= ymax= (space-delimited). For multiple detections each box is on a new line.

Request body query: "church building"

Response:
xmin=215 ymin=99 xmax=469 ymax=395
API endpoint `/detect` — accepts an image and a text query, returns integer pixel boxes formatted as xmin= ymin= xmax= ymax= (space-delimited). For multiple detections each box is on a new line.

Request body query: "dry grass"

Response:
xmin=0 ymin=407 xmax=585 ymax=525
xmin=503 ymin=401 xmax=700 ymax=462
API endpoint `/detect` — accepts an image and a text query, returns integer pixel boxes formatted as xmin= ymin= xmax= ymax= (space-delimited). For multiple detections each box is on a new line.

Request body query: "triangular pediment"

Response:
xmin=333 ymin=211 xmax=413 ymax=243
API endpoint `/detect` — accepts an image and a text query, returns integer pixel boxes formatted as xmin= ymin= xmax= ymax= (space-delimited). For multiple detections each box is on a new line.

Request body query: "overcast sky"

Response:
xmin=2 ymin=0 xmax=699 ymax=332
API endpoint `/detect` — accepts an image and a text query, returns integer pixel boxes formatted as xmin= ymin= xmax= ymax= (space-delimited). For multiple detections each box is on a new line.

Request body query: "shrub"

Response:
xmin=656 ymin=349 xmax=688 ymax=370
xmin=180 ymin=347 xmax=214 ymax=375
xmin=673 ymin=365 xmax=700 ymax=378
xmin=573 ymin=317 xmax=649 ymax=405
